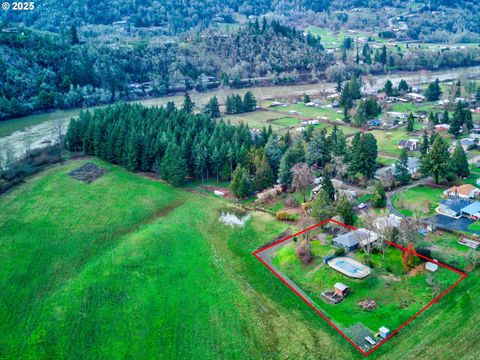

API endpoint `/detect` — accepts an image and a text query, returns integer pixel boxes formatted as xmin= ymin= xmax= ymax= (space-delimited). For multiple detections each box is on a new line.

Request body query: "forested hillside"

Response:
xmin=3 ymin=0 xmax=479 ymax=37
xmin=0 ymin=20 xmax=333 ymax=120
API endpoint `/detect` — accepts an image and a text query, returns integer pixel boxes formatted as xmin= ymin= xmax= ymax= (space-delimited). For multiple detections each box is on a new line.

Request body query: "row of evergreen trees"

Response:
xmin=225 ymin=91 xmax=257 ymax=114
xmin=64 ymin=94 xmax=379 ymax=197
xmin=64 ymin=102 xmax=268 ymax=185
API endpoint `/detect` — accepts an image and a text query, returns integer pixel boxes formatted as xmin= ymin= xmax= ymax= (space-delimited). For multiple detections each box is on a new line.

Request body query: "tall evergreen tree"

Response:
xmin=420 ymin=129 xmax=429 ymax=156
xmin=312 ymin=189 xmax=334 ymax=224
xmin=306 ymin=130 xmax=331 ymax=167
xmin=371 ymin=181 xmax=387 ymax=208
xmin=264 ymin=134 xmax=283 ymax=178
xmin=451 ymin=144 xmax=470 ymax=178
xmin=384 ymin=80 xmax=393 ymax=96
xmin=159 ymin=144 xmax=188 ymax=185
xmin=420 ymin=136 xmax=452 ymax=184
xmin=337 ymin=195 xmax=354 ymax=226
xmin=278 ymin=141 xmax=305 ymax=186
xmin=182 ymin=92 xmax=195 ymax=113
xmin=70 ymin=25 xmax=79 ymax=45
xmin=322 ymin=173 xmax=336 ymax=201
xmin=425 ymin=79 xmax=442 ymax=101
xmin=204 ymin=96 xmax=220 ymax=118
xmin=231 ymin=165 xmax=251 ymax=198
xmin=395 ymin=147 xmax=411 ymax=184
xmin=242 ymin=91 xmax=257 ymax=112
xmin=406 ymin=113 xmax=415 ymax=132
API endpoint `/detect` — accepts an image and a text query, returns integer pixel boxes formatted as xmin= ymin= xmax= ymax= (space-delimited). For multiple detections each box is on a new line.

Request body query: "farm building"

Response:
xmin=334 ymin=283 xmax=349 ymax=297
xmin=398 ymin=139 xmax=419 ymax=151
xmin=379 ymin=327 xmax=391 ymax=339
xmin=444 ymin=184 xmax=480 ymax=199
xmin=333 ymin=229 xmax=379 ymax=252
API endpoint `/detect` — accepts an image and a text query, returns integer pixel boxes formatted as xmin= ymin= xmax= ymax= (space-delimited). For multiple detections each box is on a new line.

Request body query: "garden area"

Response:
xmin=271 ymin=235 xmax=461 ymax=339
xmin=391 ymin=185 xmax=444 ymax=217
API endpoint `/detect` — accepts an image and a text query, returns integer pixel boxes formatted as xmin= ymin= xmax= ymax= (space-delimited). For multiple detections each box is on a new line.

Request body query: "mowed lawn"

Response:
xmin=392 ymin=185 xmax=445 ymax=217
xmin=1 ymin=159 xmax=479 ymax=359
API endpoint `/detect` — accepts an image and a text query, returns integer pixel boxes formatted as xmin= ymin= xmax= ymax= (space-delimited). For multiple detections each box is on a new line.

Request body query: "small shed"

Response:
xmin=334 ymin=282 xmax=350 ymax=297
xmin=425 ymin=262 xmax=439 ymax=272
xmin=379 ymin=327 xmax=391 ymax=339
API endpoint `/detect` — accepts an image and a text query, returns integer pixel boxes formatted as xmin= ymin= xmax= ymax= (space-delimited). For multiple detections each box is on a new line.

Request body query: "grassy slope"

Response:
xmin=0 ymin=159 xmax=479 ymax=359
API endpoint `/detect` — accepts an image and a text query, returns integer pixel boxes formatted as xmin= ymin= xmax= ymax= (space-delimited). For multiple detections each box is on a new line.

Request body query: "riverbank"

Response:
xmin=2 ymin=65 xmax=480 ymax=168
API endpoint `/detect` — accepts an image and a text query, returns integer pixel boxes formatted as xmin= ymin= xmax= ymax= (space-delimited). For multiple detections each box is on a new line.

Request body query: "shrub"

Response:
xmin=296 ymin=244 xmax=313 ymax=264
xmin=283 ymin=195 xmax=299 ymax=208
xmin=416 ymin=248 xmax=431 ymax=259
xmin=334 ymin=247 xmax=345 ymax=256
xmin=275 ymin=211 xmax=299 ymax=221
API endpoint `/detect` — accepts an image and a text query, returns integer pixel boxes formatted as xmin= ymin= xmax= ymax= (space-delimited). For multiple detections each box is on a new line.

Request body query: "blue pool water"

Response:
xmin=335 ymin=260 xmax=363 ymax=274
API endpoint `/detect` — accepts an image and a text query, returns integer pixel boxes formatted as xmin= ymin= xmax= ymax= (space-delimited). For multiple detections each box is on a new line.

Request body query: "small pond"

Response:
xmin=218 ymin=210 xmax=251 ymax=227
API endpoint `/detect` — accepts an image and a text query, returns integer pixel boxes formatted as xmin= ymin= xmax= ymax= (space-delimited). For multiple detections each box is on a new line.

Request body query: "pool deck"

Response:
xmin=328 ymin=257 xmax=371 ymax=279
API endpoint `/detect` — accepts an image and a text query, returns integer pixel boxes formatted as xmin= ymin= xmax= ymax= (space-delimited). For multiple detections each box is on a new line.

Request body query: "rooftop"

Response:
xmin=445 ymin=184 xmax=479 ymax=197
xmin=334 ymin=282 xmax=349 ymax=291
xmin=440 ymin=198 xmax=473 ymax=212
xmin=461 ymin=202 xmax=480 ymax=216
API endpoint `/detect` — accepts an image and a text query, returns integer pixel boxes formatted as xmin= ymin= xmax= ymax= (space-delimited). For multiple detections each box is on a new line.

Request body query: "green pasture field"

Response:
xmin=223 ymin=110 xmax=286 ymax=130
xmin=305 ymin=26 xmax=387 ymax=49
xmin=0 ymin=159 xmax=479 ymax=359
xmin=370 ymin=129 xmax=421 ymax=156
xmin=275 ymin=103 xmax=341 ymax=119
xmin=391 ymin=185 xmax=445 ymax=217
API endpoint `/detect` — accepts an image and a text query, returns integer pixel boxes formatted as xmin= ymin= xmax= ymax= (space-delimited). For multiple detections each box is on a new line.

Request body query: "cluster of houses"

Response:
xmin=438 ymin=184 xmax=480 ymax=220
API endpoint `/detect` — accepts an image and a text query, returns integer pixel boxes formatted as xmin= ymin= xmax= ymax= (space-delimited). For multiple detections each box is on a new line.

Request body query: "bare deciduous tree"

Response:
xmin=53 ymin=119 xmax=65 ymax=146
xmin=291 ymin=162 xmax=315 ymax=202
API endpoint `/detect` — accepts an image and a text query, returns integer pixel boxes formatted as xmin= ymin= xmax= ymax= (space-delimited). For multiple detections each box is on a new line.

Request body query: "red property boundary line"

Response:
xmin=252 ymin=218 xmax=467 ymax=357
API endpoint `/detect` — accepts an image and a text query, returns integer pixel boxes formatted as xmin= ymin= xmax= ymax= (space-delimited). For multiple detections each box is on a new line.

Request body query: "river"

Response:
xmin=1 ymin=65 xmax=480 ymax=168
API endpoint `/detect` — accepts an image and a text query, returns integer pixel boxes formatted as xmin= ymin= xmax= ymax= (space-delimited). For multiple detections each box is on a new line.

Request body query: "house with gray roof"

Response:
xmin=438 ymin=198 xmax=473 ymax=218
xmin=332 ymin=229 xmax=379 ymax=252
xmin=461 ymin=202 xmax=480 ymax=220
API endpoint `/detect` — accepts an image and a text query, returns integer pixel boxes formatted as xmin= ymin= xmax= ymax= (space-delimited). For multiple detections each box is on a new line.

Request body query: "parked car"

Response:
xmin=358 ymin=202 xmax=368 ymax=209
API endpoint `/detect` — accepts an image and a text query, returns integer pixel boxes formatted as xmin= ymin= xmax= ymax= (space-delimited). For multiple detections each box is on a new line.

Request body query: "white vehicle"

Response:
xmin=358 ymin=202 xmax=367 ymax=209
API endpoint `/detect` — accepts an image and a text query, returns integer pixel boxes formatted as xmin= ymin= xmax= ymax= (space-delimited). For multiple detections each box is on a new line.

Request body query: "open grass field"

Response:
xmin=272 ymin=240 xmax=461 ymax=337
xmin=275 ymin=103 xmax=341 ymax=120
xmin=392 ymin=185 xmax=445 ymax=217
xmin=224 ymin=110 xmax=287 ymax=130
xmin=305 ymin=26 xmax=387 ymax=49
xmin=388 ymin=101 xmax=438 ymax=115
xmin=1 ymin=159 xmax=479 ymax=359
xmin=370 ymin=129 xmax=421 ymax=156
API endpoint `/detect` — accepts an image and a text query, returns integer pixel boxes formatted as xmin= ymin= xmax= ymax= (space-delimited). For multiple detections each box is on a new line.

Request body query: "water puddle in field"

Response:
xmin=218 ymin=210 xmax=251 ymax=227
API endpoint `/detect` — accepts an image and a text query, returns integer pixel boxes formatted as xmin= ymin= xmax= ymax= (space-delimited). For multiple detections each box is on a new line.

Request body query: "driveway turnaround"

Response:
xmin=424 ymin=214 xmax=480 ymax=235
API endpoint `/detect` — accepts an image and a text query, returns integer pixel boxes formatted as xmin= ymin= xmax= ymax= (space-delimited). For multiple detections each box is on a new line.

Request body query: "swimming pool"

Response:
xmin=328 ymin=257 xmax=371 ymax=279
